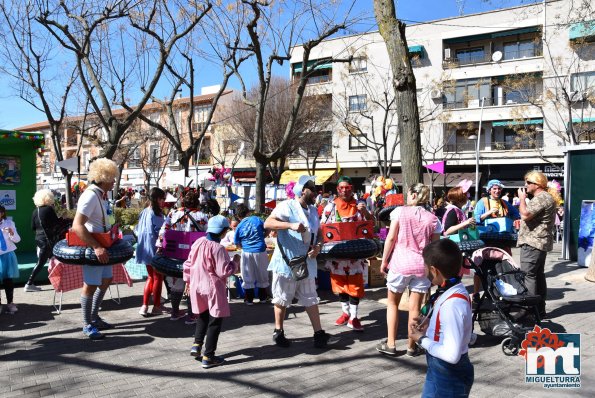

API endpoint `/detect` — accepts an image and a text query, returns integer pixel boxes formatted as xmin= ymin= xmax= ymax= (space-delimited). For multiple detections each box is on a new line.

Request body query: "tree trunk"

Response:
xmin=374 ymin=0 xmax=423 ymax=193
xmin=254 ymin=160 xmax=267 ymax=212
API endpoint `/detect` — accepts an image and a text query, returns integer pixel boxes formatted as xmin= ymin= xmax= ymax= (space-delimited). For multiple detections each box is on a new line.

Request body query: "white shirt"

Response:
xmin=420 ymin=283 xmax=472 ymax=364
xmin=77 ymin=186 xmax=110 ymax=233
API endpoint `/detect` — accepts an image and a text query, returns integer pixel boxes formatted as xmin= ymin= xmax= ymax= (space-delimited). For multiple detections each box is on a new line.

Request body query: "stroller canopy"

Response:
xmin=471 ymin=247 xmax=519 ymax=269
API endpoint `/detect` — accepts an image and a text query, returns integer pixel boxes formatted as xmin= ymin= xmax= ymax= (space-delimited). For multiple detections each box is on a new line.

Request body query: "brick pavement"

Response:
xmin=1 ymin=243 xmax=593 ymax=397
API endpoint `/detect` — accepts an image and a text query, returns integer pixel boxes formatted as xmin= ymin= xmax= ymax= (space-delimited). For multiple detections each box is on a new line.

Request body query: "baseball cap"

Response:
xmin=293 ymin=175 xmax=316 ymax=197
xmin=206 ymin=215 xmax=230 ymax=234
xmin=486 ymin=179 xmax=504 ymax=191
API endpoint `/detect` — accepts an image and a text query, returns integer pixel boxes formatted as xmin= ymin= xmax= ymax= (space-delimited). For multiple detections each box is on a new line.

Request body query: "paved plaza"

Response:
xmin=1 ymin=243 xmax=593 ymax=398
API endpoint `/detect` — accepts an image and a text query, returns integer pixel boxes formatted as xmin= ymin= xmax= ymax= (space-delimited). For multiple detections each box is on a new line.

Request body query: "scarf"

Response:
xmin=420 ymin=276 xmax=463 ymax=318
xmin=333 ymin=197 xmax=357 ymax=219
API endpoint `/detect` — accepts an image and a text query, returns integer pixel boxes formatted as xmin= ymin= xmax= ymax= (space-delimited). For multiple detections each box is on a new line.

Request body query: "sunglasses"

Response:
xmin=525 ymin=180 xmax=538 ymax=185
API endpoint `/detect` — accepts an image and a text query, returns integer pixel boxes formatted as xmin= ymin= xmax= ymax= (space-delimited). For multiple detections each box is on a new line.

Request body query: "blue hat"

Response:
xmin=293 ymin=175 xmax=316 ymax=197
xmin=206 ymin=215 xmax=230 ymax=234
xmin=486 ymin=179 xmax=504 ymax=191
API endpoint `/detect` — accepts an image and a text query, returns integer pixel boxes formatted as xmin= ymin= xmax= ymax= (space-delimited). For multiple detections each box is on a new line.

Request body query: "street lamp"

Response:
xmin=468 ymin=97 xmax=486 ymax=203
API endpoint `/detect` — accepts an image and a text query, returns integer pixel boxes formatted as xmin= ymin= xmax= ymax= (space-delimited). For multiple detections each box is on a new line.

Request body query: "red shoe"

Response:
xmin=334 ymin=312 xmax=350 ymax=326
xmin=347 ymin=317 xmax=364 ymax=331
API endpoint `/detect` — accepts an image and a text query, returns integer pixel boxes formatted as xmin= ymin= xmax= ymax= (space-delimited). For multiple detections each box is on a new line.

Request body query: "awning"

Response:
xmin=389 ymin=172 xmax=481 ymax=188
xmin=444 ymin=26 xmax=540 ymax=44
xmin=491 ymin=118 xmax=543 ymax=127
xmin=569 ymin=21 xmax=595 ymax=41
xmin=279 ymin=169 xmax=336 ymax=185
xmin=572 ymin=117 xmax=595 ymax=123
xmin=292 ymin=59 xmax=333 ymax=74
xmin=408 ymin=45 xmax=424 ymax=55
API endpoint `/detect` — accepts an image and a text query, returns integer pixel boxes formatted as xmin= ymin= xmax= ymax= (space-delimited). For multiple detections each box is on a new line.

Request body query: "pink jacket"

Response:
xmin=183 ymin=237 xmax=239 ymax=318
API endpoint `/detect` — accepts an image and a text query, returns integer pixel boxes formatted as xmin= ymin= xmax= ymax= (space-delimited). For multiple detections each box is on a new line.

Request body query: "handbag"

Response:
xmin=277 ymin=233 xmax=314 ymax=281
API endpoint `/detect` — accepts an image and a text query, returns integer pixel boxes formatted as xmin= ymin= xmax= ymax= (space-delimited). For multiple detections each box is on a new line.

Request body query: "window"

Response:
xmin=443 ymin=78 xmax=491 ymax=109
xmin=223 ymin=140 xmax=237 ymax=154
xmin=500 ymin=127 xmax=543 ymax=150
xmin=444 ymin=128 xmax=484 ymax=153
xmin=149 ymin=144 xmax=159 ymax=164
xmin=128 ymin=148 xmax=141 ymax=168
xmin=168 ymin=148 xmax=178 ymax=165
xmin=503 ymin=39 xmax=539 ymax=60
xmin=349 ymin=57 xmax=367 ymax=73
xmin=82 ymin=151 xmax=90 ymax=172
xmin=349 ymin=133 xmax=367 ymax=150
xmin=42 ymin=154 xmax=51 ymax=173
xmin=571 ymin=71 xmax=595 ymax=93
xmin=195 ymin=104 xmax=211 ymax=123
xmin=349 ymin=95 xmax=367 ymax=112
xmin=455 ymin=47 xmax=486 ymax=65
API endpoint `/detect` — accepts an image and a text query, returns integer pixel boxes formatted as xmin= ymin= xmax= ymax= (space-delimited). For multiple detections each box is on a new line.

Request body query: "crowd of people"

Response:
xmin=0 ymin=158 xmax=562 ymax=395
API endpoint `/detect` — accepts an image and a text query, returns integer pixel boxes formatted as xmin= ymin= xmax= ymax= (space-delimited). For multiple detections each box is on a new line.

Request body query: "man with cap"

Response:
xmin=320 ymin=175 xmax=373 ymax=331
xmin=264 ymin=175 xmax=338 ymax=348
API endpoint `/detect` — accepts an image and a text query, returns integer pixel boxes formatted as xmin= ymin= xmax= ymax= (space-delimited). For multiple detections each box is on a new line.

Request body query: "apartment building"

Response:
xmin=17 ymin=88 xmax=231 ymax=191
xmin=289 ymin=0 xmax=594 ymax=193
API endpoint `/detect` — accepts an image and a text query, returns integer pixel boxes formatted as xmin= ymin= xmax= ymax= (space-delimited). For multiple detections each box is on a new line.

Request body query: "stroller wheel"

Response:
xmin=501 ymin=337 xmax=519 ymax=356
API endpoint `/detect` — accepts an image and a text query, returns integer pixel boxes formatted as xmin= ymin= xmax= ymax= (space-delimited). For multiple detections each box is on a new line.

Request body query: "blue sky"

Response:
xmin=0 ymin=0 xmax=536 ymax=130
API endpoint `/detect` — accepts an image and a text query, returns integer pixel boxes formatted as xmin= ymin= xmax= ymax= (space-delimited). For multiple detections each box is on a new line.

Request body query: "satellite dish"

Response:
xmin=492 ymin=51 xmax=503 ymax=62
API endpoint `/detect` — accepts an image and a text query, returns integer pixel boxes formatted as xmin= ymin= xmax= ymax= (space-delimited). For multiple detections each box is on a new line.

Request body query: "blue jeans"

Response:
xmin=422 ymin=353 xmax=473 ymax=398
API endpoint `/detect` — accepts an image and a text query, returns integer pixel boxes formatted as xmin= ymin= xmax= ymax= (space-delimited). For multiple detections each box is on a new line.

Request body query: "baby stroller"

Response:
xmin=464 ymin=247 xmax=542 ymax=356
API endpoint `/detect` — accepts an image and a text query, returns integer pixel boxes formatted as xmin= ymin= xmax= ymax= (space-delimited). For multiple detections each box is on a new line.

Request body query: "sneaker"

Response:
xmin=5 ymin=303 xmax=18 ymax=314
xmin=92 ymin=317 xmax=114 ymax=330
xmin=244 ymin=299 xmax=254 ymax=306
xmin=406 ymin=345 xmax=425 ymax=358
xmin=82 ymin=324 xmax=104 ymax=340
xmin=185 ymin=314 xmax=199 ymax=325
xmin=23 ymin=284 xmax=42 ymax=292
xmin=376 ymin=340 xmax=397 ymax=356
xmin=170 ymin=310 xmax=187 ymax=321
xmin=273 ymin=329 xmax=291 ymax=348
xmin=151 ymin=305 xmax=171 ymax=315
xmin=201 ymin=355 xmax=225 ymax=369
xmin=139 ymin=305 xmax=149 ymax=317
xmin=347 ymin=318 xmax=364 ymax=332
xmin=313 ymin=330 xmax=339 ymax=348
xmin=334 ymin=312 xmax=350 ymax=326
xmin=190 ymin=343 xmax=202 ymax=357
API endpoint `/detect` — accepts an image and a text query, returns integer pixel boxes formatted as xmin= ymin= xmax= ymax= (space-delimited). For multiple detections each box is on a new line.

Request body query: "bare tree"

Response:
xmin=334 ymin=64 xmax=399 ymax=178
xmin=34 ymin=0 xmax=213 ymax=160
xmin=373 ymin=0 xmax=423 ymax=192
xmin=0 ymin=1 xmax=82 ymax=208
xmin=230 ymin=0 xmax=355 ymax=211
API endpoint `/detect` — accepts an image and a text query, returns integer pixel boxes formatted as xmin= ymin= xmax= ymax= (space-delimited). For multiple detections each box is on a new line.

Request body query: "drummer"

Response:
xmin=320 ymin=176 xmax=373 ymax=332
xmin=473 ymin=179 xmax=520 ymax=254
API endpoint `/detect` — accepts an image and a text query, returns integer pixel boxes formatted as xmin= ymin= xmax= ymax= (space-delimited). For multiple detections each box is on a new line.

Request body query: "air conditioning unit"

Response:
xmin=430 ymin=89 xmax=442 ymax=100
xmin=468 ymin=99 xmax=480 ymax=108
xmin=444 ymin=48 xmax=451 ymax=59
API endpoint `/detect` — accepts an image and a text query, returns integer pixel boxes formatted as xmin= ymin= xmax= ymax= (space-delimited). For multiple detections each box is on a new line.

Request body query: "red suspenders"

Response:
xmin=433 ymin=293 xmax=471 ymax=342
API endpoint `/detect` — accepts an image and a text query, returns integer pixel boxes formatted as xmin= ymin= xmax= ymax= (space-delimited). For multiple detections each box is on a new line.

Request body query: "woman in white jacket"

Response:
xmin=0 ymin=205 xmax=21 ymax=314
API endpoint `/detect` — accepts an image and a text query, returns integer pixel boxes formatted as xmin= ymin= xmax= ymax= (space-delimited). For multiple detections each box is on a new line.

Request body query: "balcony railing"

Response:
xmin=492 ymin=139 xmax=544 ymax=150
xmin=443 ymin=98 xmax=495 ymax=110
xmin=445 ymin=141 xmax=477 ymax=152
xmin=503 ymin=48 xmax=542 ymax=60
xmin=443 ymin=54 xmax=491 ymax=68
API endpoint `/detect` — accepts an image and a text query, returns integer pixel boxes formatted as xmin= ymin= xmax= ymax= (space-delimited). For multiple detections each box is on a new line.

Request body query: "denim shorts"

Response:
xmin=82 ymin=265 xmax=113 ymax=286
xmin=422 ymin=353 xmax=474 ymax=398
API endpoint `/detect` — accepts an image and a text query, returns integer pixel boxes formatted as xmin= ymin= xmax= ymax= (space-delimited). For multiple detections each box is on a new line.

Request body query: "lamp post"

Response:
xmin=469 ymin=97 xmax=486 ymax=203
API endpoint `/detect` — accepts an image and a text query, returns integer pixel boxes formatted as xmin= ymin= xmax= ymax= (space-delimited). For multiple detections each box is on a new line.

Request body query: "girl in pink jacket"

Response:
xmin=183 ymin=215 xmax=239 ymax=369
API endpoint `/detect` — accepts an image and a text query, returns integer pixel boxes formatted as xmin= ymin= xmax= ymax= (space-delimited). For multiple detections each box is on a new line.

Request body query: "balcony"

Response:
xmin=492 ymin=138 xmax=544 ymax=150
xmin=444 ymin=53 xmax=492 ymax=68
xmin=444 ymin=98 xmax=495 ymax=110
xmin=445 ymin=141 xmax=477 ymax=153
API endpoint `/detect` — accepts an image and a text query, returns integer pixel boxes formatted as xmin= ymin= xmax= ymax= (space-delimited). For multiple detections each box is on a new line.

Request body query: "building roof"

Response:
xmin=15 ymin=91 xmax=232 ymax=131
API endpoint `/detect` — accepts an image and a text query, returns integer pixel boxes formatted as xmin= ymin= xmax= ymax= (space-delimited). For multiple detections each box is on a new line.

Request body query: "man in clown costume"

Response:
xmin=321 ymin=176 xmax=374 ymax=331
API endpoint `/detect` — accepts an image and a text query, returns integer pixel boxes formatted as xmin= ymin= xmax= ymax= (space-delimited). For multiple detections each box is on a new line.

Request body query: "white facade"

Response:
xmin=289 ymin=0 xmax=594 ymax=188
